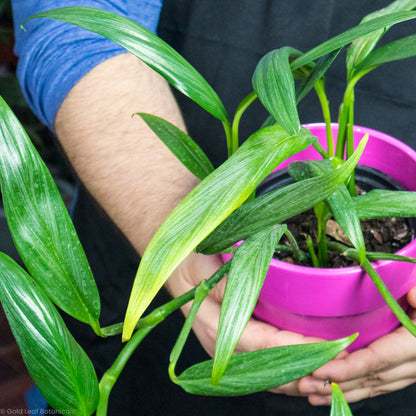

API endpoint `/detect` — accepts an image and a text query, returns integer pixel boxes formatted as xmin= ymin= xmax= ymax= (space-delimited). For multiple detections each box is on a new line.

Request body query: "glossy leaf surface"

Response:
xmin=292 ymin=11 xmax=416 ymax=70
xmin=353 ymin=190 xmax=416 ymax=218
xmin=197 ymin=136 xmax=367 ymax=254
xmin=252 ymin=47 xmax=300 ymax=134
xmin=123 ymin=126 xmax=315 ymax=340
xmin=330 ymin=383 xmax=353 ymax=416
xmin=295 ymin=49 xmax=341 ymax=103
xmin=0 ymin=97 xmax=100 ymax=326
xmin=0 ymin=253 xmax=99 ymax=415
xmin=354 ymin=34 xmax=416 ymax=74
xmin=346 ymin=0 xmax=416 ymax=78
xmin=28 ymin=7 xmax=228 ymax=123
xmin=289 ymin=160 xmax=366 ymax=263
xmin=177 ymin=335 xmax=357 ymax=396
xmin=136 ymin=113 xmax=214 ymax=180
xmin=212 ymin=225 xmax=286 ymax=384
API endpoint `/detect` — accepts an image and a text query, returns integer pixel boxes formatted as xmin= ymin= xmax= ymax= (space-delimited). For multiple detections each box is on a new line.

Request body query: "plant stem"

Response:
xmin=306 ymin=235 xmax=320 ymax=268
xmin=223 ymin=120 xmax=233 ymax=158
xmin=361 ymin=259 xmax=416 ymax=337
xmin=314 ymin=79 xmax=333 ymax=157
xmin=335 ymin=69 xmax=372 ymax=160
xmin=101 ymin=261 xmax=231 ymax=337
xmin=315 ymin=202 xmax=330 ymax=268
xmin=284 ymin=229 xmax=306 ymax=262
xmin=169 ymin=281 xmax=211 ymax=383
xmin=347 ymin=94 xmax=356 ymax=196
xmin=230 ymin=91 xmax=257 ymax=156
xmin=97 ymin=326 xmax=153 ymax=416
xmin=328 ymin=242 xmax=416 ymax=338
xmin=96 ymin=262 xmax=231 ymax=414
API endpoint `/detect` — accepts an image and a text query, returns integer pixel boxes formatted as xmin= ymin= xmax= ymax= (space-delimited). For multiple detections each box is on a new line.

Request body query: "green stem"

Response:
xmin=328 ymin=242 xmax=416 ymax=338
xmin=284 ymin=229 xmax=306 ymax=262
xmin=96 ymin=261 xmax=231 ymax=414
xmin=335 ymin=69 xmax=372 ymax=160
xmin=347 ymin=92 xmax=356 ymax=196
xmin=230 ymin=91 xmax=257 ymax=156
xmin=312 ymin=140 xmax=329 ymax=160
xmin=306 ymin=235 xmax=320 ymax=268
xmin=314 ymin=79 xmax=333 ymax=157
xmin=315 ymin=202 xmax=330 ymax=268
xmin=169 ymin=281 xmax=211 ymax=383
xmin=223 ymin=120 xmax=233 ymax=158
xmin=362 ymin=259 xmax=416 ymax=337
xmin=97 ymin=326 xmax=153 ymax=416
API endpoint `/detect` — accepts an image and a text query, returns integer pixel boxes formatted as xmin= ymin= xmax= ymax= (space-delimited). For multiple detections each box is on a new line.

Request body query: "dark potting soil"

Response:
xmin=276 ymin=209 xmax=413 ymax=268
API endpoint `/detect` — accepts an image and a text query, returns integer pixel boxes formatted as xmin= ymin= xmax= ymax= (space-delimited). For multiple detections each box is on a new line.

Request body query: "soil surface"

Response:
xmin=276 ymin=210 xmax=413 ymax=268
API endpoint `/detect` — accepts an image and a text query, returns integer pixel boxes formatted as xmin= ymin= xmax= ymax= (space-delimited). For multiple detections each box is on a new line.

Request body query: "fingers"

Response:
xmin=297 ymin=322 xmax=416 ymax=405
xmin=311 ymin=327 xmax=416 ymax=382
xmin=306 ymin=377 xmax=416 ymax=405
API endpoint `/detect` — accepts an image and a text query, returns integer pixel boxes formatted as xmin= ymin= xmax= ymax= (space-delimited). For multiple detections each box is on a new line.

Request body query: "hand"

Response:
xmin=297 ymin=286 xmax=416 ymax=405
xmin=166 ymin=251 xmax=326 ymax=396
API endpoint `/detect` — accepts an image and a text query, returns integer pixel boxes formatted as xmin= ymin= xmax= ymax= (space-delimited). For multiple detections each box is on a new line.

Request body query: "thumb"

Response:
xmin=406 ymin=285 xmax=416 ymax=309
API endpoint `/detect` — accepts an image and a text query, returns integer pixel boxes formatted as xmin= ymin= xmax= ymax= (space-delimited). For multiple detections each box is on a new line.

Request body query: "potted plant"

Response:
xmin=0 ymin=1 xmax=416 ymax=414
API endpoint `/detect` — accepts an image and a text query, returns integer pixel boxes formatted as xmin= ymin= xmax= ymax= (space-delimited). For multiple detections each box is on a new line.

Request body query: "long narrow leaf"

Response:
xmin=122 ymin=126 xmax=315 ymax=340
xmin=330 ymin=383 xmax=353 ymax=416
xmin=0 ymin=97 xmax=100 ymax=327
xmin=212 ymin=225 xmax=286 ymax=385
xmin=136 ymin=113 xmax=214 ymax=180
xmin=354 ymin=34 xmax=416 ymax=74
xmin=328 ymin=243 xmax=416 ymax=264
xmin=292 ymin=11 xmax=416 ymax=70
xmin=27 ymin=7 xmax=228 ymax=123
xmin=289 ymin=159 xmax=366 ymax=263
xmin=346 ymin=0 xmax=416 ymax=77
xmin=197 ymin=135 xmax=368 ymax=255
xmin=176 ymin=335 xmax=357 ymax=396
xmin=296 ymin=49 xmax=341 ymax=103
xmin=353 ymin=189 xmax=416 ymax=218
xmin=252 ymin=47 xmax=300 ymax=134
xmin=0 ymin=253 xmax=99 ymax=415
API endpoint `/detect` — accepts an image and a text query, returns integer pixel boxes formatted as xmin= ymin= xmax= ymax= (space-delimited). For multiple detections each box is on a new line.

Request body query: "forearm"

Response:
xmin=55 ymin=52 xmax=199 ymax=255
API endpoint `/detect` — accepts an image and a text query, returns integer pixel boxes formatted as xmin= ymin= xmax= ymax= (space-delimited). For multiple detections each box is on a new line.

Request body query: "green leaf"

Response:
xmin=176 ymin=335 xmax=357 ymax=396
xmin=289 ymin=159 xmax=366 ymax=264
xmin=346 ymin=0 xmax=416 ymax=78
xmin=27 ymin=7 xmax=228 ymax=123
xmin=0 ymin=96 xmax=100 ymax=327
xmin=354 ymin=34 xmax=416 ymax=74
xmin=353 ymin=189 xmax=416 ymax=218
xmin=292 ymin=11 xmax=416 ymax=70
xmin=197 ymin=135 xmax=367 ymax=255
xmin=212 ymin=225 xmax=286 ymax=385
xmin=330 ymin=383 xmax=353 ymax=416
xmin=252 ymin=47 xmax=300 ymax=134
xmin=122 ymin=125 xmax=315 ymax=340
xmin=135 ymin=113 xmax=214 ymax=180
xmin=296 ymin=49 xmax=341 ymax=103
xmin=0 ymin=253 xmax=99 ymax=415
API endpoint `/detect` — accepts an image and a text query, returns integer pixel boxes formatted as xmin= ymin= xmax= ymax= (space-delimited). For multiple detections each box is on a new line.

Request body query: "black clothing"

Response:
xmin=68 ymin=1 xmax=416 ymax=414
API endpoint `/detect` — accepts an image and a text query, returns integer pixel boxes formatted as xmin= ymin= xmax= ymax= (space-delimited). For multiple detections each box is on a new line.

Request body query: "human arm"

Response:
xmin=55 ymin=50 xmax=325 ymax=397
xmin=12 ymin=0 xmax=327 ymax=398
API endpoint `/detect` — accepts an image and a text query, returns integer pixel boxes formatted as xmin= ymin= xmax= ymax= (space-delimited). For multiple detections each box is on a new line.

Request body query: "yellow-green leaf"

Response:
xmin=122 ymin=126 xmax=315 ymax=340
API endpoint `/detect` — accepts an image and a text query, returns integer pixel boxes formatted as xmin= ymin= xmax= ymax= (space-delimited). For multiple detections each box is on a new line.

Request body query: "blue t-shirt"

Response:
xmin=11 ymin=0 xmax=163 ymax=130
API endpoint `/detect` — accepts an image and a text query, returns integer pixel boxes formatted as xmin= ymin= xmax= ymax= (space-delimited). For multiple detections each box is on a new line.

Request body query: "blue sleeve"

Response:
xmin=11 ymin=0 xmax=163 ymax=131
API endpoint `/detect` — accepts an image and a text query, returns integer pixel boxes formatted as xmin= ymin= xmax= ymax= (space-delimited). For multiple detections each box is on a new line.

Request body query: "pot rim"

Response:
xmin=269 ymin=122 xmax=416 ymax=278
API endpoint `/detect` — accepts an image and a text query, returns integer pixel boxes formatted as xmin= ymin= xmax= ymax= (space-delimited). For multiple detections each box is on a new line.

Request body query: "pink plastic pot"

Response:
xmin=223 ymin=124 xmax=416 ymax=351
